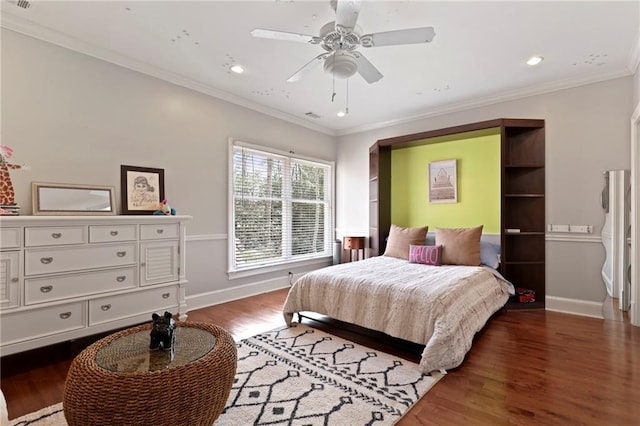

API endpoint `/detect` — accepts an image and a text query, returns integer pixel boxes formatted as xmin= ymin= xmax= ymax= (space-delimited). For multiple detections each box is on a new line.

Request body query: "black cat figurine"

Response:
xmin=149 ymin=311 xmax=175 ymax=350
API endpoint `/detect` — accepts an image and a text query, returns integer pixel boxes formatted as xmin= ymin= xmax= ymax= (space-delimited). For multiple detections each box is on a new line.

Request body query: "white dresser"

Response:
xmin=0 ymin=215 xmax=190 ymax=356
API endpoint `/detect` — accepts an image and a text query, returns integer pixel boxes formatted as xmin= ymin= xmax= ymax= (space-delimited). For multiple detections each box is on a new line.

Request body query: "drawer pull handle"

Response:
xmin=11 ymin=277 xmax=19 ymax=283
xmin=51 ymin=233 xmax=62 ymax=239
xmin=116 ymin=251 xmax=127 ymax=257
xmin=116 ymin=276 xmax=126 ymax=282
xmin=156 ymin=229 xmax=164 ymax=234
xmin=101 ymin=304 xmax=111 ymax=311
xmin=40 ymin=257 xmax=53 ymax=264
xmin=59 ymin=312 xmax=72 ymax=320
xmin=162 ymin=293 xmax=170 ymax=299
xmin=110 ymin=231 xmax=119 ymax=236
xmin=141 ymin=262 xmax=146 ymax=267
xmin=40 ymin=285 xmax=53 ymax=293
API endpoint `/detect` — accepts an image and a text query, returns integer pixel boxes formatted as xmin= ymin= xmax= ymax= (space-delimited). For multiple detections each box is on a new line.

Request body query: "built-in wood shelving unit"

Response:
xmin=369 ymin=118 xmax=546 ymax=309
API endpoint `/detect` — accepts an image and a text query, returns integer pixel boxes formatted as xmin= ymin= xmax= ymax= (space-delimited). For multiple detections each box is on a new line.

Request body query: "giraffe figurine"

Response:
xmin=0 ymin=146 xmax=28 ymax=206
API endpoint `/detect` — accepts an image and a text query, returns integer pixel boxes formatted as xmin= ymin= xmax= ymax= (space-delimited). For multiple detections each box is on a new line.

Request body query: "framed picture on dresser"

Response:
xmin=120 ymin=165 xmax=165 ymax=215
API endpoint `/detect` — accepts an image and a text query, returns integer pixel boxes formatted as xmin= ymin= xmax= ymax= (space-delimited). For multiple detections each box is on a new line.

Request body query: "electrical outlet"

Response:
xmin=547 ymin=224 xmax=570 ymax=232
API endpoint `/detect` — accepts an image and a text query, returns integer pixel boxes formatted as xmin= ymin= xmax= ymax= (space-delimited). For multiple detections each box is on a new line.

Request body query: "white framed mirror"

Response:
xmin=32 ymin=182 xmax=116 ymax=215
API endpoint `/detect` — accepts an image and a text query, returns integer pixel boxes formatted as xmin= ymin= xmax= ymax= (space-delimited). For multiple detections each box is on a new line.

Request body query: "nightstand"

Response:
xmin=342 ymin=236 xmax=366 ymax=263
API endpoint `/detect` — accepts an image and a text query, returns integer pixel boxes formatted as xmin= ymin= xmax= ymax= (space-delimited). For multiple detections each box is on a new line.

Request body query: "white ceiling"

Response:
xmin=2 ymin=1 xmax=639 ymax=135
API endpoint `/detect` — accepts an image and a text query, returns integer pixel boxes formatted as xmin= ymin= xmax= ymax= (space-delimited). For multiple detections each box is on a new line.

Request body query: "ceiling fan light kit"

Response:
xmin=251 ymin=0 xmax=436 ymax=85
xmin=324 ymin=51 xmax=358 ymax=79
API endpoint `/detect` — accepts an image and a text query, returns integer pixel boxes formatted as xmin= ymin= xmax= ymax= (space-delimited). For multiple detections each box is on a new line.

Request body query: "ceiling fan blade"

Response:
xmin=353 ymin=52 xmax=383 ymax=83
xmin=251 ymin=28 xmax=321 ymax=44
xmin=335 ymin=0 xmax=362 ymax=35
xmin=360 ymin=27 xmax=436 ymax=47
xmin=287 ymin=53 xmax=329 ymax=83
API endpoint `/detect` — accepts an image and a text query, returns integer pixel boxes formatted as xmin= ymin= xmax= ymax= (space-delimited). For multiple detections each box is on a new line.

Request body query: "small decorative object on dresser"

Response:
xmin=149 ymin=311 xmax=175 ymax=350
xmin=153 ymin=199 xmax=176 ymax=216
xmin=0 ymin=145 xmax=29 ymax=213
xmin=121 ymin=165 xmax=165 ymax=215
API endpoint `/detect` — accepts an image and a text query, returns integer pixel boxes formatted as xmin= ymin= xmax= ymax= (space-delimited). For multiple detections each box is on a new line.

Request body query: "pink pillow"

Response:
xmin=409 ymin=245 xmax=443 ymax=266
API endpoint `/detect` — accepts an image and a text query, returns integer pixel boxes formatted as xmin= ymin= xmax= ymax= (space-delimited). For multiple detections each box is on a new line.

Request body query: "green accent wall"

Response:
xmin=391 ymin=129 xmax=501 ymax=233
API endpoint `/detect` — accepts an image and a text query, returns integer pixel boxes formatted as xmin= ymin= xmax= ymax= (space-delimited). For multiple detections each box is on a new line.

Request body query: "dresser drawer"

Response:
xmin=89 ymin=225 xmax=137 ymax=243
xmin=89 ymin=286 xmax=178 ymax=326
xmin=140 ymin=223 xmax=179 ymax=240
xmin=25 ymin=226 xmax=86 ymax=247
xmin=25 ymin=243 xmax=136 ymax=276
xmin=25 ymin=267 xmax=137 ymax=305
xmin=0 ymin=228 xmax=21 ymax=248
xmin=1 ymin=302 xmax=86 ymax=345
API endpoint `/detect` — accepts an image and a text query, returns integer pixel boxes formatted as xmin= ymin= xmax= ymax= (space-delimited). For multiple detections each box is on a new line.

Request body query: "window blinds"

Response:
xmin=231 ymin=145 xmax=331 ymax=270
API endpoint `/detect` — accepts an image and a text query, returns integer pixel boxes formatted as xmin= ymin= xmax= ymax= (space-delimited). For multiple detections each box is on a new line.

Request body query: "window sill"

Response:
xmin=228 ymin=256 xmax=332 ymax=280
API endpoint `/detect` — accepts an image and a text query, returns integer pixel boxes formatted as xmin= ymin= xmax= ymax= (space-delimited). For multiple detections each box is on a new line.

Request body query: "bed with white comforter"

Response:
xmin=283 ymin=256 xmax=513 ymax=373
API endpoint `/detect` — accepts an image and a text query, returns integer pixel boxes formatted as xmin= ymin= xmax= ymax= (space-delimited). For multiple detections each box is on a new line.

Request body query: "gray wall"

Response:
xmin=2 ymin=29 xmax=336 ymax=298
xmin=335 ymin=77 xmax=633 ymax=303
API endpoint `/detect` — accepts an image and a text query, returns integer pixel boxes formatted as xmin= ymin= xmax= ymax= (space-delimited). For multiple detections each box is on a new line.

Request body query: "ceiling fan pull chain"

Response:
xmin=345 ymin=78 xmax=349 ymax=115
xmin=331 ymin=70 xmax=336 ymax=102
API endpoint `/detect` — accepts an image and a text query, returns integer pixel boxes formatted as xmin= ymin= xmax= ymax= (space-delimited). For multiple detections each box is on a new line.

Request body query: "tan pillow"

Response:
xmin=435 ymin=226 xmax=483 ymax=266
xmin=383 ymin=224 xmax=428 ymax=260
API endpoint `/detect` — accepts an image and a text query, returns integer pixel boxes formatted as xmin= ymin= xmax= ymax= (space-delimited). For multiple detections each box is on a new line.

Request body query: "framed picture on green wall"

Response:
xmin=429 ymin=159 xmax=457 ymax=203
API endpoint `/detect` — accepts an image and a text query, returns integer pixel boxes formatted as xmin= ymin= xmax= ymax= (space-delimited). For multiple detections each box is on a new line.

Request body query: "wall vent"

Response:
xmin=16 ymin=0 xmax=31 ymax=9
xmin=304 ymin=112 xmax=321 ymax=119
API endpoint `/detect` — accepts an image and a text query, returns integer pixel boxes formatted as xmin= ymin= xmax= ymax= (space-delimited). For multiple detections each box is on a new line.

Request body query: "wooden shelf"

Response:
xmin=505 ymin=164 xmax=544 ymax=168
xmin=504 ymin=231 xmax=545 ymax=236
xmin=504 ymin=194 xmax=545 ymax=198
xmin=504 ymin=261 xmax=545 ymax=265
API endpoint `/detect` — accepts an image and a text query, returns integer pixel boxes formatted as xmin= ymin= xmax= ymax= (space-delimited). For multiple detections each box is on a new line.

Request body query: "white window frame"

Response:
xmin=228 ymin=138 xmax=334 ymax=277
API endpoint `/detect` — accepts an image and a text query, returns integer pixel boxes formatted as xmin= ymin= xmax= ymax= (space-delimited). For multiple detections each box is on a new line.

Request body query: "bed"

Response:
xmin=282 ymin=226 xmax=514 ymax=374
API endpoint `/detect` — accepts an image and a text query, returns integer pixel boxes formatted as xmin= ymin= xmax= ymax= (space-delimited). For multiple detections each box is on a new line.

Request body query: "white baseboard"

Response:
xmin=546 ymin=296 xmax=604 ymax=319
xmin=186 ymin=276 xmax=293 ymax=311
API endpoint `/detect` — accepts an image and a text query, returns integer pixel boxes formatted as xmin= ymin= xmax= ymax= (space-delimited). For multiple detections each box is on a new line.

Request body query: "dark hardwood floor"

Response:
xmin=2 ymin=288 xmax=639 ymax=425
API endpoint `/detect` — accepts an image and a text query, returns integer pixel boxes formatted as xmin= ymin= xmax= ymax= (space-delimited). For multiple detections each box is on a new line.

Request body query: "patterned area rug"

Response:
xmin=9 ymin=324 xmax=443 ymax=426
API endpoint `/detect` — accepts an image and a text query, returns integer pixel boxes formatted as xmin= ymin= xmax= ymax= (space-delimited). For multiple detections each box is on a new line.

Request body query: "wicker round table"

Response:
xmin=63 ymin=321 xmax=237 ymax=426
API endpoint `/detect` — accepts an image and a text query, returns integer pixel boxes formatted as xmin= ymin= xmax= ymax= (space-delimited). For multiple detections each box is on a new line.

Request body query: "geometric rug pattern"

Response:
xmin=215 ymin=324 xmax=443 ymax=425
xmin=9 ymin=324 xmax=442 ymax=426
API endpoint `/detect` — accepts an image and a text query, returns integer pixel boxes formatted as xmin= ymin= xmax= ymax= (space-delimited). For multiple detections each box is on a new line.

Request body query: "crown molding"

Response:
xmin=1 ymin=14 xmax=337 ymax=137
xmin=335 ymin=68 xmax=633 ymax=136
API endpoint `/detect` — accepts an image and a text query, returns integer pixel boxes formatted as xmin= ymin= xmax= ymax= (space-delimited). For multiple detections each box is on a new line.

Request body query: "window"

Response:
xmin=229 ymin=141 xmax=333 ymax=272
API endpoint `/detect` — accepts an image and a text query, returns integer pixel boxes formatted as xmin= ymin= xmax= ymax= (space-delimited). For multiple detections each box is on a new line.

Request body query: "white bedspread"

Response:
xmin=283 ymin=256 xmax=512 ymax=373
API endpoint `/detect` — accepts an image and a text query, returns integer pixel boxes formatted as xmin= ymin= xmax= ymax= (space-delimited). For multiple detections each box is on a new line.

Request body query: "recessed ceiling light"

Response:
xmin=526 ymin=56 xmax=544 ymax=66
xmin=230 ymin=65 xmax=244 ymax=74
xmin=337 ymin=111 xmax=346 ymax=118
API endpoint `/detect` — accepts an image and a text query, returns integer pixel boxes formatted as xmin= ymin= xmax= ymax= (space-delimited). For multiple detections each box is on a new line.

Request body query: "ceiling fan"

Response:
xmin=251 ymin=0 xmax=436 ymax=84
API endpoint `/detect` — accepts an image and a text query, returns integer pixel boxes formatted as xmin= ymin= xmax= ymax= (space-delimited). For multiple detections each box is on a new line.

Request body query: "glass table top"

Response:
xmin=95 ymin=326 xmax=216 ymax=373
